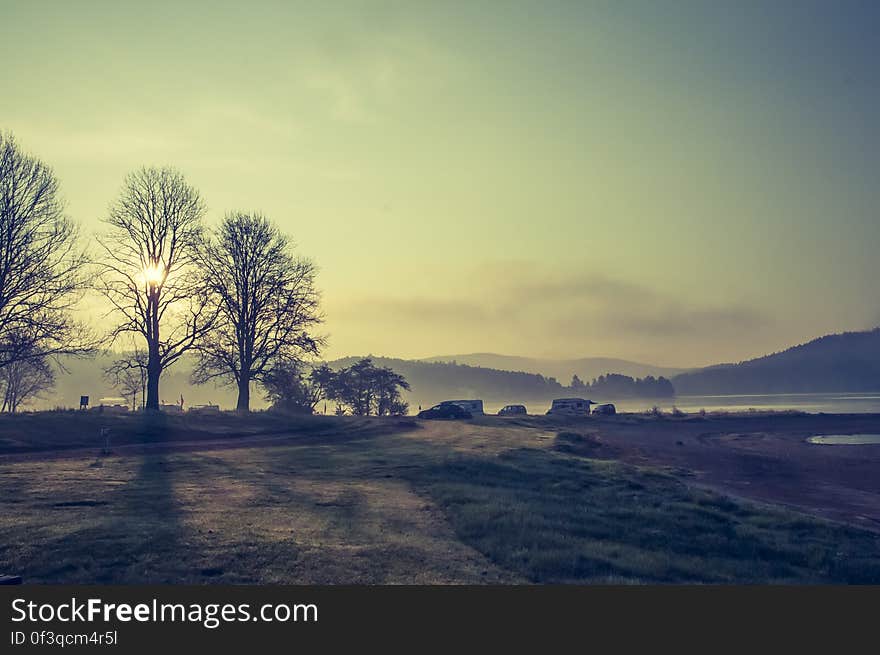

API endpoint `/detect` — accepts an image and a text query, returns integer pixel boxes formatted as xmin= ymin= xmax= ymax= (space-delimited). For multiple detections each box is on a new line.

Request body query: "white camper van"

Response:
xmin=546 ymin=398 xmax=593 ymax=416
xmin=94 ymin=397 xmax=129 ymax=414
xmin=440 ymin=399 xmax=484 ymax=415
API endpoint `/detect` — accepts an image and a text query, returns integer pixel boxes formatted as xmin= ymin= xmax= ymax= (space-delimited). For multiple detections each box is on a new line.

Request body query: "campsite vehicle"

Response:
xmin=438 ymin=399 xmax=484 ymax=415
xmin=93 ymin=397 xmax=129 ymax=414
xmin=189 ymin=404 xmax=221 ymax=414
xmin=418 ymin=403 xmax=473 ymax=420
xmin=592 ymin=403 xmax=616 ymax=416
xmin=498 ymin=404 xmax=527 ymax=416
xmin=546 ymin=398 xmax=594 ymax=416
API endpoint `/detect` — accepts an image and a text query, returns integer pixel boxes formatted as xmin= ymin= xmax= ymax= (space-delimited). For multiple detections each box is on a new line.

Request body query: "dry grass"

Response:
xmin=2 ymin=415 xmax=879 ymax=584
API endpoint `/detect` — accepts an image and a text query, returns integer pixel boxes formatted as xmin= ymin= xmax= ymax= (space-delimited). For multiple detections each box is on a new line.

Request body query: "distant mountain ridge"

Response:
xmin=326 ymin=356 xmax=565 ymax=408
xmin=672 ymin=328 xmax=880 ymax=394
xmin=23 ymin=328 xmax=880 ymax=412
xmin=420 ymin=353 xmax=687 ymax=384
xmin=326 ymin=356 xmax=676 ymax=411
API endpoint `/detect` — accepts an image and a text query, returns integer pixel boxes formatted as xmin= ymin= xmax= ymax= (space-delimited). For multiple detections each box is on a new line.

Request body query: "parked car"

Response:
xmin=546 ymin=398 xmax=594 ymax=416
xmin=417 ymin=403 xmax=473 ymax=420
xmin=592 ymin=403 xmax=616 ymax=416
xmin=498 ymin=404 xmax=527 ymax=416
xmin=436 ymin=399 xmax=484 ymax=415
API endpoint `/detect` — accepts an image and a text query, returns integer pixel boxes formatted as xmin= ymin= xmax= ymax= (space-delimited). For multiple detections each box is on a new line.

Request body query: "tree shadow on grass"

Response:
xmin=181 ymin=453 xmax=416 ymax=584
xmin=15 ymin=422 xmax=880 ymax=584
xmin=11 ymin=413 xmax=194 ymax=583
xmin=17 ymin=452 xmax=184 ymax=583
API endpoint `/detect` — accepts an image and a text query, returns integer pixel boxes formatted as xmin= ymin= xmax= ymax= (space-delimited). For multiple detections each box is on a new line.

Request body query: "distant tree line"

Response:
xmin=323 ymin=357 xmax=675 ymax=408
xmin=263 ymin=358 xmax=410 ymax=416
xmin=570 ymin=373 xmax=675 ymax=398
xmin=330 ymin=357 xmax=567 ymax=401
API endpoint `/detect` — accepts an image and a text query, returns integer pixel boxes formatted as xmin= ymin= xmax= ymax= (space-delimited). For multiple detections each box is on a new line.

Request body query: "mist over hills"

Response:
xmin=672 ymin=328 xmax=880 ymax=394
xmin=327 ymin=356 xmax=566 ymax=409
xmin=41 ymin=354 xmax=673 ymax=413
xmin=40 ymin=353 xmax=240 ymax=411
xmin=22 ymin=328 xmax=880 ymax=412
xmin=420 ymin=353 xmax=688 ymax=383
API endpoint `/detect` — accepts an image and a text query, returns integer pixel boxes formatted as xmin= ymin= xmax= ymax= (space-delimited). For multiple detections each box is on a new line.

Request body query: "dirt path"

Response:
xmin=4 ymin=412 xmax=880 ymax=533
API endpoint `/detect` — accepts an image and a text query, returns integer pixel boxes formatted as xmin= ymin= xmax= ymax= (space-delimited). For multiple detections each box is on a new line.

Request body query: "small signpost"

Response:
xmin=100 ymin=427 xmax=111 ymax=455
xmin=80 ymin=395 xmax=89 ymax=410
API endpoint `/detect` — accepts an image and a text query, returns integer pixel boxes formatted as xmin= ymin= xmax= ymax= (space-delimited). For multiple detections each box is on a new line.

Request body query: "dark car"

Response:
xmin=498 ymin=404 xmax=527 ymax=416
xmin=417 ymin=403 xmax=473 ymax=420
xmin=592 ymin=403 xmax=616 ymax=416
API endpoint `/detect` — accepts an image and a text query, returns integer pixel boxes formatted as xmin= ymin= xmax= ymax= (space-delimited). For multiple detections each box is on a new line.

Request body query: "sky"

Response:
xmin=2 ymin=0 xmax=879 ymax=367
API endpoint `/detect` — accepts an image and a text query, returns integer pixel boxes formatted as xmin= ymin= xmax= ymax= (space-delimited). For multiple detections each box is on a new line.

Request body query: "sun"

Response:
xmin=141 ymin=263 xmax=165 ymax=287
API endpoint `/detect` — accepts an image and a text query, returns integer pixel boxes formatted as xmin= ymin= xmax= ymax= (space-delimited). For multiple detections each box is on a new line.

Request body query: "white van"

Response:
xmin=546 ymin=398 xmax=593 ymax=416
xmin=440 ymin=399 xmax=484 ymax=415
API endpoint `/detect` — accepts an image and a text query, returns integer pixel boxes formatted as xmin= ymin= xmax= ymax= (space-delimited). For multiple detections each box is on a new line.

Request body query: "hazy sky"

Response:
xmin=3 ymin=0 xmax=879 ymax=367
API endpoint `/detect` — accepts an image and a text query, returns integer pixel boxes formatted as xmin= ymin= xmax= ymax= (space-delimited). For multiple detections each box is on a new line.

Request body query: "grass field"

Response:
xmin=1 ymin=412 xmax=879 ymax=584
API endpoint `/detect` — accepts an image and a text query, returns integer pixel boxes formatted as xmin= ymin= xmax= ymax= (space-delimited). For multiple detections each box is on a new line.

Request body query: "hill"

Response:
xmin=28 ymin=327 xmax=880 ymax=411
xmin=327 ymin=356 xmax=565 ymax=409
xmin=35 ymin=353 xmax=674 ymax=414
xmin=673 ymin=328 xmax=880 ymax=394
xmin=36 ymin=353 xmax=239 ymax=411
xmin=420 ymin=353 xmax=687 ymax=383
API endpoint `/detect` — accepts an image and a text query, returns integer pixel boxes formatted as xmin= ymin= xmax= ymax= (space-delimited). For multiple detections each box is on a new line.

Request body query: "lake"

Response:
xmin=807 ymin=434 xmax=880 ymax=445
xmin=474 ymin=392 xmax=880 ymax=416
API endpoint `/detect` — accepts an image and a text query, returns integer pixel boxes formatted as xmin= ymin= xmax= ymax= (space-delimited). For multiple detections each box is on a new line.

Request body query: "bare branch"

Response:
xmin=192 ymin=212 xmax=324 ymax=411
xmin=0 ymin=132 xmax=96 ymax=369
xmin=96 ymin=166 xmax=212 ymax=410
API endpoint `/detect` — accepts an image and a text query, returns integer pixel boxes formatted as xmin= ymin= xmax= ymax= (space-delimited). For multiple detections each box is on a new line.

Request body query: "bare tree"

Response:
xmin=0 ymin=132 xmax=93 ymax=368
xmin=193 ymin=212 xmax=323 ymax=412
xmin=96 ymin=166 xmax=213 ymax=411
xmin=103 ymin=348 xmax=148 ymax=411
xmin=0 ymin=347 xmax=55 ymax=412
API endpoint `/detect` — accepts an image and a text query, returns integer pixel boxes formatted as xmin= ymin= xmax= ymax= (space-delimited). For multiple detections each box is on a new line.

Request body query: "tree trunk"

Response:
xmin=146 ymin=346 xmax=161 ymax=411
xmin=236 ymin=376 xmax=250 ymax=413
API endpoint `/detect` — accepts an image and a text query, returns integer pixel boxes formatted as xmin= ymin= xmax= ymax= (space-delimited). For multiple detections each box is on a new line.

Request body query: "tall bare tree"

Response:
xmin=193 ymin=212 xmax=323 ymax=412
xmin=97 ymin=166 xmax=213 ymax=411
xmin=0 ymin=132 xmax=93 ymax=368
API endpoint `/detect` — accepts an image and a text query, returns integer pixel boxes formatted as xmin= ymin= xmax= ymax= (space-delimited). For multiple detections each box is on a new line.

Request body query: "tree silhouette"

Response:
xmin=263 ymin=359 xmax=410 ymax=416
xmin=262 ymin=361 xmax=324 ymax=414
xmin=103 ymin=347 xmax=148 ymax=411
xmin=373 ymin=366 xmax=410 ymax=416
xmin=0 ymin=133 xmax=93 ymax=368
xmin=193 ymin=212 xmax=323 ymax=412
xmin=0 ymin=342 xmax=55 ymax=412
xmin=96 ymin=167 xmax=214 ymax=411
xmin=327 ymin=358 xmax=410 ymax=416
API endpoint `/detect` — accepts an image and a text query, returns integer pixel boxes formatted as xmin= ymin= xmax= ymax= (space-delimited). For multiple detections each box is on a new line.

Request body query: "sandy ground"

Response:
xmin=568 ymin=413 xmax=880 ymax=531
xmin=3 ymin=411 xmax=879 ymax=533
xmin=3 ymin=412 xmax=880 ymax=583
